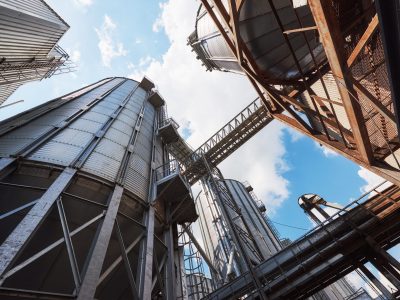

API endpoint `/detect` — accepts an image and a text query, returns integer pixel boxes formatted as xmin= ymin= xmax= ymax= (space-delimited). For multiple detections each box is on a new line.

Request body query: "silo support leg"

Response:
xmin=0 ymin=167 xmax=76 ymax=277
xmin=164 ymin=223 xmax=177 ymax=300
xmin=77 ymin=185 xmax=124 ymax=300
xmin=137 ymin=206 xmax=155 ymax=300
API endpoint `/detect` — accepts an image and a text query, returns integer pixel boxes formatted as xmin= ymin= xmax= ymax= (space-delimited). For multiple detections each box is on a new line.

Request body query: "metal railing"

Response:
xmin=194 ymin=97 xmax=268 ymax=156
xmin=206 ymin=180 xmax=400 ymax=299
xmin=154 ymin=159 xmax=182 ymax=182
xmin=159 ymin=117 xmax=179 ymax=130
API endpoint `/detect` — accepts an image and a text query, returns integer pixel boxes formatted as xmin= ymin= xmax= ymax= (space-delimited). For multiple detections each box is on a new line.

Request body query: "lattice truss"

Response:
xmin=192 ymin=0 xmax=400 ymax=187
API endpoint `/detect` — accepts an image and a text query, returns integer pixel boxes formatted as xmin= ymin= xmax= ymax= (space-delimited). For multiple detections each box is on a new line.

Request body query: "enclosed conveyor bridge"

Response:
xmin=157 ymin=97 xmax=273 ymax=184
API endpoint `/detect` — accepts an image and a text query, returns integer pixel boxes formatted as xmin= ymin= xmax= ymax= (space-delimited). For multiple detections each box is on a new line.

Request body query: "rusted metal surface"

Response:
xmin=195 ymin=0 xmax=400 ymax=186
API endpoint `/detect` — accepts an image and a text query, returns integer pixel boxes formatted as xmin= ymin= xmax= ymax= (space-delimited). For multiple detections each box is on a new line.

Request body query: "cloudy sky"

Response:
xmin=0 ymin=0 xmax=387 ymax=241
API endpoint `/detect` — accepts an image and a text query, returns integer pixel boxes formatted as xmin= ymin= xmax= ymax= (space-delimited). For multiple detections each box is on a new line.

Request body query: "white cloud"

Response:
xmin=152 ymin=3 xmax=166 ymax=33
xmin=73 ymin=0 xmax=93 ymax=8
xmin=138 ymin=56 xmax=155 ymax=68
xmin=358 ymin=167 xmax=390 ymax=196
xmin=95 ymin=15 xmax=127 ymax=67
xmin=129 ymin=0 xmax=290 ymax=213
xmin=70 ymin=50 xmax=81 ymax=63
xmin=135 ymin=38 xmax=142 ymax=44
xmin=314 ymin=141 xmax=339 ymax=157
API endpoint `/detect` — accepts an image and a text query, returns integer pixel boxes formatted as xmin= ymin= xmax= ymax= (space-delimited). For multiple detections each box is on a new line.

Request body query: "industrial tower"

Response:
xmin=2 ymin=0 xmax=400 ymax=299
xmin=0 ymin=0 xmax=74 ymax=106
xmin=0 ymin=77 xmax=198 ymax=299
xmin=188 ymin=0 xmax=400 ymax=299
xmin=189 ymin=0 xmax=400 ymax=187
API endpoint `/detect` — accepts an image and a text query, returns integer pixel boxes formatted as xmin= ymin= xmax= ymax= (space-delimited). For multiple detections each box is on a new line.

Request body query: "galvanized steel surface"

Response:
xmin=196 ymin=179 xmax=283 ymax=280
xmin=191 ymin=0 xmax=326 ymax=80
xmin=0 ymin=77 xmax=163 ymax=202
xmin=0 ymin=0 xmax=70 ymax=105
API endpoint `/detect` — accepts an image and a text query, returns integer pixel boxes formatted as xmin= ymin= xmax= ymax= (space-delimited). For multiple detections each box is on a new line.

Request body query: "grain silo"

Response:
xmin=0 ymin=0 xmax=73 ymax=105
xmin=0 ymin=76 xmax=197 ymax=299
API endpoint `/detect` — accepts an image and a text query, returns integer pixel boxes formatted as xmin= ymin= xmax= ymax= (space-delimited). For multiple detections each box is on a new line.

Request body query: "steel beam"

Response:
xmin=164 ymin=220 xmax=177 ymax=300
xmin=308 ymin=0 xmax=373 ymax=164
xmin=0 ymin=167 xmax=76 ymax=277
xmin=273 ymin=112 xmax=400 ymax=186
xmin=115 ymin=220 xmax=140 ymax=300
xmin=347 ymin=14 xmax=379 ymax=67
xmin=351 ymin=78 xmax=397 ymax=127
xmin=0 ymin=213 xmax=104 ymax=284
xmin=376 ymin=0 xmax=400 ymax=133
xmin=77 ymin=185 xmax=123 ymax=300
xmin=370 ymin=256 xmax=400 ymax=291
xmin=182 ymin=225 xmax=221 ymax=279
xmin=98 ymin=231 xmax=144 ymax=286
xmin=57 ymin=197 xmax=81 ymax=290
xmin=137 ymin=206 xmax=155 ymax=300
xmin=359 ymin=264 xmax=394 ymax=300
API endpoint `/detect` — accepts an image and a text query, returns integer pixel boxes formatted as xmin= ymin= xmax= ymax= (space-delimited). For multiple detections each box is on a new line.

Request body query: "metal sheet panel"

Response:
xmin=0 ymin=0 xmax=68 ymax=28
xmin=81 ymin=111 xmax=109 ymax=125
xmin=116 ymin=111 xmax=135 ymax=126
xmin=82 ymin=152 xmax=121 ymax=182
xmin=124 ymin=167 xmax=149 ymax=200
xmin=52 ymin=128 xmax=92 ymax=147
xmin=90 ymin=138 xmax=125 ymax=163
xmin=29 ymin=141 xmax=82 ymax=165
xmin=70 ymin=118 xmax=103 ymax=134
xmin=129 ymin=154 xmax=150 ymax=179
xmin=104 ymin=127 xmax=130 ymax=147
xmin=109 ymin=119 xmax=134 ymax=136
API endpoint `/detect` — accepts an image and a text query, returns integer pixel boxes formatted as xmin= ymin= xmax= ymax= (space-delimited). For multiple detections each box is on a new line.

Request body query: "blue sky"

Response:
xmin=0 ymin=0 xmax=384 ymax=243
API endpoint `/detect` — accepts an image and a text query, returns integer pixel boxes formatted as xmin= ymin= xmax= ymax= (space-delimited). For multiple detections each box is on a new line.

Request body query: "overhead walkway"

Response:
xmin=157 ymin=98 xmax=273 ymax=184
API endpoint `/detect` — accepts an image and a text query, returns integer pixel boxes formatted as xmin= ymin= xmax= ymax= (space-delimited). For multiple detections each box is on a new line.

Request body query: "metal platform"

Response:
xmin=155 ymin=161 xmax=197 ymax=224
xmin=158 ymin=118 xmax=181 ymax=144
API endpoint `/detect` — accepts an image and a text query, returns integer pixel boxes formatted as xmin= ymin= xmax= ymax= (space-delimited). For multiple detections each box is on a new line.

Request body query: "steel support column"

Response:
xmin=359 ymin=264 xmax=394 ymax=300
xmin=308 ymin=0 xmax=373 ymax=163
xmin=77 ymin=185 xmax=124 ymax=300
xmin=370 ymin=256 xmax=400 ymax=291
xmin=164 ymin=218 xmax=177 ymax=300
xmin=137 ymin=206 xmax=156 ymax=299
xmin=0 ymin=167 xmax=76 ymax=276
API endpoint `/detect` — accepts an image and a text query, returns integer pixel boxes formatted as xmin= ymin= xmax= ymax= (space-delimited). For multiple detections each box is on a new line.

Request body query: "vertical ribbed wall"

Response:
xmin=196 ymin=179 xmax=283 ymax=280
xmin=0 ymin=0 xmax=70 ymax=105
xmin=0 ymin=77 xmax=162 ymax=202
xmin=190 ymin=1 xmax=324 ymax=80
xmin=224 ymin=180 xmax=282 ymax=258
xmin=0 ymin=77 xmax=174 ymax=299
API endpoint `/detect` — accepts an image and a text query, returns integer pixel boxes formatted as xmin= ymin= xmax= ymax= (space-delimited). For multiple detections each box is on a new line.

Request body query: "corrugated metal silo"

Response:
xmin=189 ymin=1 xmax=325 ymax=81
xmin=0 ymin=0 xmax=72 ymax=105
xmin=0 ymin=76 xmax=197 ymax=299
xmin=196 ymin=178 xmax=282 ymax=282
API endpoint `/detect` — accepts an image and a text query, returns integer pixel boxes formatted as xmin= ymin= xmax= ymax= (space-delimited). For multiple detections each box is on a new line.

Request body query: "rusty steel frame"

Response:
xmin=206 ymin=183 xmax=400 ymax=299
xmin=199 ymin=0 xmax=400 ymax=186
